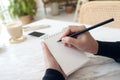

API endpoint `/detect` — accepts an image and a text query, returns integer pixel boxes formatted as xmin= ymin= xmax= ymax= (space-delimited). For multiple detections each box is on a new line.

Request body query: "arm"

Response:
xmin=96 ymin=41 xmax=120 ymax=62
xmin=61 ymin=26 xmax=120 ymax=62
xmin=41 ymin=42 xmax=66 ymax=80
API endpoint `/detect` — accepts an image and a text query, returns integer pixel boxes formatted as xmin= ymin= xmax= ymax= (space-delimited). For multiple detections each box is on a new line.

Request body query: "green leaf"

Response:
xmin=8 ymin=0 xmax=37 ymax=18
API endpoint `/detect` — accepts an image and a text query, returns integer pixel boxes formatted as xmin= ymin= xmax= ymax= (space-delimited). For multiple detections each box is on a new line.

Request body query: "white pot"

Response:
xmin=51 ymin=2 xmax=59 ymax=16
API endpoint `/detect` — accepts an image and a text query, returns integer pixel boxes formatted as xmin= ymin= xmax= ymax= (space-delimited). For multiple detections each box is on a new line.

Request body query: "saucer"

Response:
xmin=9 ymin=36 xmax=27 ymax=44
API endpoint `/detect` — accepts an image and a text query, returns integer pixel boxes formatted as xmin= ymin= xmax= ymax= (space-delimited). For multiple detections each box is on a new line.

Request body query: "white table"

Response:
xmin=0 ymin=19 xmax=120 ymax=80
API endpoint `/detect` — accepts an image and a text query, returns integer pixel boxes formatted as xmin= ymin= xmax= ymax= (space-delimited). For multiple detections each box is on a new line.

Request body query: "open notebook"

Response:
xmin=43 ymin=32 xmax=90 ymax=76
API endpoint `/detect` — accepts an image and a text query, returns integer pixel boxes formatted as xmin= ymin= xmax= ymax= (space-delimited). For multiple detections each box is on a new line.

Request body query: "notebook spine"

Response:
xmin=41 ymin=28 xmax=66 ymax=40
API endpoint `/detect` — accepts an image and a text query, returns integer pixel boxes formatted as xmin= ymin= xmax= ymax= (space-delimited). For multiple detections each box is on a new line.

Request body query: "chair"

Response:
xmin=74 ymin=0 xmax=89 ymax=22
xmin=42 ymin=0 xmax=50 ymax=14
xmin=75 ymin=1 xmax=120 ymax=28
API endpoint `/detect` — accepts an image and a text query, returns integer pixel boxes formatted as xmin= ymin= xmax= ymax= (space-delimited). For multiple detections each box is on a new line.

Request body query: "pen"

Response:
xmin=57 ymin=18 xmax=114 ymax=42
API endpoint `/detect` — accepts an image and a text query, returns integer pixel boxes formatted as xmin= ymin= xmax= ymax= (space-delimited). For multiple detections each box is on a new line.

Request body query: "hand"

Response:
xmin=41 ymin=41 xmax=66 ymax=78
xmin=61 ymin=25 xmax=98 ymax=54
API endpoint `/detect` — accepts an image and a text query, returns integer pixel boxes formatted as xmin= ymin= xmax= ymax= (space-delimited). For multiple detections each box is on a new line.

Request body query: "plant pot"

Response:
xmin=19 ymin=15 xmax=33 ymax=25
xmin=51 ymin=2 xmax=59 ymax=16
xmin=66 ymin=5 xmax=73 ymax=13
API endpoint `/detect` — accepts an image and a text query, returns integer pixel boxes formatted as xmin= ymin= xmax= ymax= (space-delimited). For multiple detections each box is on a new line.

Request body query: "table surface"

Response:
xmin=0 ymin=19 xmax=120 ymax=80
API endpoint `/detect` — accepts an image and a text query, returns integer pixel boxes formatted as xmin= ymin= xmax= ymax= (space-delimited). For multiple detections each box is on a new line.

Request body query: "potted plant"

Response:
xmin=8 ymin=0 xmax=37 ymax=25
xmin=65 ymin=0 xmax=73 ymax=13
xmin=50 ymin=0 xmax=60 ymax=15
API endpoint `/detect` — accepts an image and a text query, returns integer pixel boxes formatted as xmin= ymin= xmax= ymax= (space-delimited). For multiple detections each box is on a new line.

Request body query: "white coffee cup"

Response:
xmin=7 ymin=22 xmax=23 ymax=40
xmin=7 ymin=22 xmax=26 ymax=43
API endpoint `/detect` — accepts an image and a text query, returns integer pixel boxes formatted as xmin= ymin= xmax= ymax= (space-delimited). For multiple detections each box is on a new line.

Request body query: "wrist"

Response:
xmin=89 ymin=40 xmax=99 ymax=55
xmin=93 ymin=41 xmax=99 ymax=54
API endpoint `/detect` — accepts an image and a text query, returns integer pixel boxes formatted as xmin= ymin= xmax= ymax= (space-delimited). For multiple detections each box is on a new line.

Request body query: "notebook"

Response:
xmin=43 ymin=32 xmax=90 ymax=76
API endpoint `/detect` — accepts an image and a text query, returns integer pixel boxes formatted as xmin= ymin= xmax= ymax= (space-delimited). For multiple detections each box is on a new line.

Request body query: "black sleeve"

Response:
xmin=96 ymin=41 xmax=120 ymax=62
xmin=42 ymin=69 xmax=65 ymax=80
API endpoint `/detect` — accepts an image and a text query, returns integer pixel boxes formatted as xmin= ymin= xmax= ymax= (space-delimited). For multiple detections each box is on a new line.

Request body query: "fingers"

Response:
xmin=62 ymin=37 xmax=78 ymax=48
xmin=69 ymin=25 xmax=86 ymax=32
xmin=61 ymin=25 xmax=86 ymax=48
xmin=61 ymin=25 xmax=86 ymax=39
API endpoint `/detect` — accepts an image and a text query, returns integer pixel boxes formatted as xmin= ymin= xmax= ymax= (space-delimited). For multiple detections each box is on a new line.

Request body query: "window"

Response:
xmin=0 ymin=0 xmax=12 ymax=24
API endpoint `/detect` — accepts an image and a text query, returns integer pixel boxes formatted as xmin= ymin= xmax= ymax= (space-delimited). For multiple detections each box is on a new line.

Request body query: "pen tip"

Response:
xmin=57 ymin=39 xmax=62 ymax=42
xmin=111 ymin=18 xmax=114 ymax=21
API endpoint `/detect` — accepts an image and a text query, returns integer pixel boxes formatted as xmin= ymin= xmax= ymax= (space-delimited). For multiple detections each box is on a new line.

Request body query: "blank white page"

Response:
xmin=44 ymin=33 xmax=89 ymax=76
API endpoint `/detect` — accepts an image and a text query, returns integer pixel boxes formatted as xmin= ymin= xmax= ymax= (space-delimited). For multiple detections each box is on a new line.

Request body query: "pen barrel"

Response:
xmin=70 ymin=18 xmax=114 ymax=38
xmin=57 ymin=18 xmax=114 ymax=42
xmin=70 ymin=30 xmax=87 ymax=37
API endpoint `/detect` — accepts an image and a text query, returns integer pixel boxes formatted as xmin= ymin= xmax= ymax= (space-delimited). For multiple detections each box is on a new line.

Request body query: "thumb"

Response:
xmin=62 ymin=37 xmax=79 ymax=48
xmin=41 ymin=41 xmax=51 ymax=55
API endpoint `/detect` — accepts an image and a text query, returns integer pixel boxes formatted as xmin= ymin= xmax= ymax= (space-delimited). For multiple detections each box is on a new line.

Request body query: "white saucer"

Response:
xmin=9 ymin=36 xmax=27 ymax=44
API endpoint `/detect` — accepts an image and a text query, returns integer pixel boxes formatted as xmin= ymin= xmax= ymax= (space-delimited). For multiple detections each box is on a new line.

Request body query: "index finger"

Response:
xmin=60 ymin=25 xmax=86 ymax=38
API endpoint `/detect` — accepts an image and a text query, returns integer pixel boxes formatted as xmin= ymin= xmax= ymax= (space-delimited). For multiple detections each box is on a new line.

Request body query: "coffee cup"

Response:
xmin=7 ymin=22 xmax=27 ymax=44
